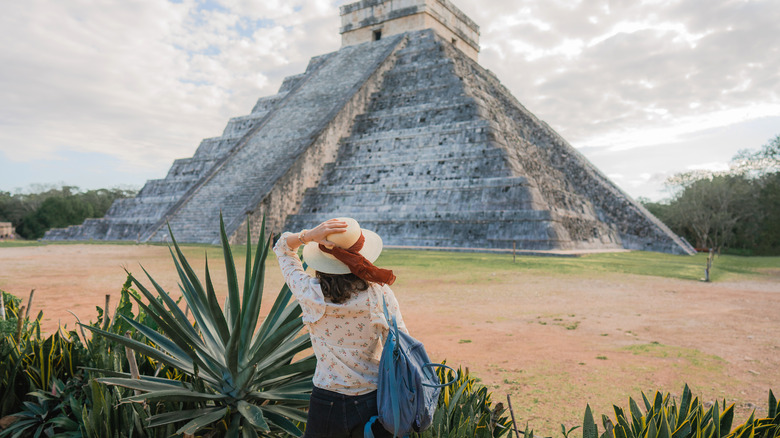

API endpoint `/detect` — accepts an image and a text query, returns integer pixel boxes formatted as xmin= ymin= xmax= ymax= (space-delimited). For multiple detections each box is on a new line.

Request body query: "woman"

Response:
xmin=273 ymin=217 xmax=407 ymax=438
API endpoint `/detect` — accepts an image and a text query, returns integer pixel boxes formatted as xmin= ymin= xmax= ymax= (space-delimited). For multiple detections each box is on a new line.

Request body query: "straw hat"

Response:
xmin=302 ymin=217 xmax=384 ymax=275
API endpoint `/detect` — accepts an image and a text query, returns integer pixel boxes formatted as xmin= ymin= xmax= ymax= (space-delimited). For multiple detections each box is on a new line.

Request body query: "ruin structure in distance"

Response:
xmin=45 ymin=0 xmax=695 ymax=255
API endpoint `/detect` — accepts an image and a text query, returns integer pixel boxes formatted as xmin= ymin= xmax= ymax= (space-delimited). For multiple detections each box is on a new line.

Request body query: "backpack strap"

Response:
xmin=364 ymin=415 xmax=378 ymax=438
xmin=382 ymin=295 xmax=402 ymax=437
xmin=420 ymin=363 xmax=459 ymax=388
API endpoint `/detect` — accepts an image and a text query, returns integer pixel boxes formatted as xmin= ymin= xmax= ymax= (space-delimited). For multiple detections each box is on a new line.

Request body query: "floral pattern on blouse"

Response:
xmin=273 ymin=232 xmax=408 ymax=396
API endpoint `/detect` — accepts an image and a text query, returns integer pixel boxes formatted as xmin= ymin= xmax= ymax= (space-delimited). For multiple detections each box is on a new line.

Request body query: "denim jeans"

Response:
xmin=303 ymin=386 xmax=393 ymax=438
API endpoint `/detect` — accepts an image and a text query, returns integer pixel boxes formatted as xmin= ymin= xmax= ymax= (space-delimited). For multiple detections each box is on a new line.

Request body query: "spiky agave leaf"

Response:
xmin=84 ymin=214 xmax=314 ymax=436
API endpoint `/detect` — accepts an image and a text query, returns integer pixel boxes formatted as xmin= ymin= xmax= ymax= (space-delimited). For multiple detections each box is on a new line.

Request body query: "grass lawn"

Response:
xmin=375 ymin=248 xmax=779 ymax=282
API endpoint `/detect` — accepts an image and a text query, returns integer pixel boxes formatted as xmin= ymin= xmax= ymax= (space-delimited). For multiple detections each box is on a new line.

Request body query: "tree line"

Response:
xmin=0 ymin=185 xmax=137 ymax=240
xmin=642 ymin=134 xmax=780 ymax=255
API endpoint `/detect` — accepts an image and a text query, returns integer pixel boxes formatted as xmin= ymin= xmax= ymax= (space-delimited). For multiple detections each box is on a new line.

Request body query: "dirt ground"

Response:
xmin=1 ymin=244 xmax=778 ymax=436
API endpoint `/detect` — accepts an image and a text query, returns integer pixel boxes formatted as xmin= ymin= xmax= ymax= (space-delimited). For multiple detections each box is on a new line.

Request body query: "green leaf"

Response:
xmin=220 ymin=213 xmax=241 ymax=329
xmin=175 ymin=406 xmax=228 ymax=435
xmin=238 ymin=400 xmax=270 ymax=431
xmin=147 ymin=407 xmax=225 ymax=428
xmin=584 ymin=405 xmax=598 ymax=438
xmin=253 ymin=285 xmax=295 ymax=345
xmin=251 ymin=332 xmax=312 ymax=373
xmin=734 ymin=424 xmax=754 ymax=438
xmin=226 ymin=313 xmax=243 ymax=377
xmin=658 ymin=412 xmax=671 ymax=438
xmin=671 ymin=420 xmax=691 ymax=438
xmin=97 ymin=377 xmax=185 ymax=392
xmin=241 ymin=219 xmax=268 ymax=350
xmin=769 ymin=390 xmax=777 ymax=419
xmin=720 ymin=404 xmax=735 ymax=437
xmin=243 ymin=220 xmax=253 ymax=311
xmin=81 ymin=324 xmax=196 ymax=377
xmin=242 ymin=425 xmax=260 ymax=438
xmin=644 ymin=418 xmax=658 ymax=438
xmin=120 ymin=315 xmax=189 ymax=362
xmin=122 ymin=389 xmax=226 ymax=404
xmin=713 ymin=398 xmax=721 ymax=438
xmin=679 ymin=384 xmax=692 ymax=429
xmin=654 ymin=392 xmax=664 ymax=414
xmin=615 ymin=406 xmax=626 ymax=422
xmin=630 ymin=398 xmax=644 ymax=435
xmin=168 ymin=234 xmax=226 ymax=357
xmin=135 ymin=267 xmax=196 ymax=337
xmin=616 ymin=417 xmax=633 ymax=438
xmin=642 ymin=393 xmax=653 ymax=413
xmin=260 ymin=405 xmax=308 ymax=424
xmin=255 ymin=356 xmax=317 ymax=387
xmin=248 ymin=317 xmax=309 ymax=369
xmin=262 ymin=409 xmax=304 ymax=437
xmin=204 ymin=255 xmax=231 ymax=345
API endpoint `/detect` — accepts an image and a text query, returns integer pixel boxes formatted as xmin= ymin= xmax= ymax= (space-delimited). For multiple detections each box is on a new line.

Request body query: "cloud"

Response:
xmin=0 ymin=0 xmax=777 ymax=200
xmin=473 ymin=0 xmax=780 ymax=147
xmin=0 ymin=0 xmax=343 ymax=178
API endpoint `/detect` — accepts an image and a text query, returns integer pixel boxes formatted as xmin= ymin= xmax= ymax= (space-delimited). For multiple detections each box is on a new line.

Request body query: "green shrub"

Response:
xmin=85 ymin=217 xmax=315 ymax=436
xmin=413 ymin=365 xmax=513 ymax=438
xmin=581 ymin=384 xmax=780 ymax=438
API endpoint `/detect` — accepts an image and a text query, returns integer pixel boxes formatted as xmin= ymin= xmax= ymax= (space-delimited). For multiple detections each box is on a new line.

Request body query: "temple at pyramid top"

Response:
xmin=43 ymin=1 xmax=694 ymax=255
xmin=340 ymin=0 xmax=480 ymax=61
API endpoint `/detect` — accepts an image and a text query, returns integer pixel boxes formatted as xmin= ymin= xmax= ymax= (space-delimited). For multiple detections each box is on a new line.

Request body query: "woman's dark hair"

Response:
xmin=316 ymin=272 xmax=369 ymax=304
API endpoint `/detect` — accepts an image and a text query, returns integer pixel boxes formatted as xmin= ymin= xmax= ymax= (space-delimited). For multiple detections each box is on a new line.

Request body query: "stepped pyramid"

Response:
xmin=45 ymin=0 xmax=694 ymax=255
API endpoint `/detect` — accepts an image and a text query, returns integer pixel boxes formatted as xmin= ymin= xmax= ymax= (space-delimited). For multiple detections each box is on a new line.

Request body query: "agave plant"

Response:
xmin=83 ymin=216 xmax=315 ymax=436
xmin=414 ymin=365 xmax=513 ymax=437
xmin=583 ymin=384 xmax=780 ymax=438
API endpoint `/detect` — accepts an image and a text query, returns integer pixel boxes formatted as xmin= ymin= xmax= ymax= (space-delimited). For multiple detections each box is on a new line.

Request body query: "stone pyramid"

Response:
xmin=45 ymin=0 xmax=694 ymax=255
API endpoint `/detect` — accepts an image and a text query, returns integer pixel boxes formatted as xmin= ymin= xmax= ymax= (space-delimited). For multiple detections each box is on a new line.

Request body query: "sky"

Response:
xmin=1 ymin=0 xmax=778 ymax=201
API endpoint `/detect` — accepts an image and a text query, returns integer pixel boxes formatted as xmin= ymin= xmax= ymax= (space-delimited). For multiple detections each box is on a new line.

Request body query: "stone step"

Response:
xmin=351 ymin=103 xmax=480 ymax=134
xmin=284 ymin=210 xmax=562 ymax=250
xmin=222 ymin=111 xmax=273 ymax=137
xmin=367 ymin=88 xmax=469 ymax=113
xmin=334 ymin=138 xmax=497 ymax=162
xmin=309 ymin=176 xmax=530 ymax=194
xmin=250 ymin=93 xmax=286 ymax=114
xmin=354 ymin=96 xmax=475 ymax=121
xmin=288 ymin=209 xmax=553 ymax=225
xmin=318 ymin=155 xmax=508 ymax=186
xmin=342 ymin=120 xmax=490 ymax=144
xmin=153 ymin=35 xmax=410 ymax=243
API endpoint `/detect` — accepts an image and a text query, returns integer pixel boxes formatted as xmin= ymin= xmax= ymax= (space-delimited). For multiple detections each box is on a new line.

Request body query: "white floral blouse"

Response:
xmin=273 ymin=232 xmax=408 ymax=396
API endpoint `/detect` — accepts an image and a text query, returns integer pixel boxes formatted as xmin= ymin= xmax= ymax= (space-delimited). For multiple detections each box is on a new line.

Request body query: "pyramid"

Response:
xmin=44 ymin=0 xmax=694 ymax=255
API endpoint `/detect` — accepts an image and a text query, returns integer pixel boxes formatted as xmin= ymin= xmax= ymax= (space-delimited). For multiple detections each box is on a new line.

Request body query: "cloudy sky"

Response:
xmin=1 ymin=0 xmax=778 ymax=201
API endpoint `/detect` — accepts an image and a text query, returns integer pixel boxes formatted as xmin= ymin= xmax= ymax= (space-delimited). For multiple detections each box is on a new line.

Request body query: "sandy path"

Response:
xmin=1 ymin=244 xmax=778 ymax=435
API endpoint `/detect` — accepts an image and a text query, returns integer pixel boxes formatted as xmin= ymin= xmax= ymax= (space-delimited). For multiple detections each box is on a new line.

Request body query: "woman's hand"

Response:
xmin=305 ymin=219 xmax=348 ymax=247
xmin=286 ymin=218 xmax=348 ymax=250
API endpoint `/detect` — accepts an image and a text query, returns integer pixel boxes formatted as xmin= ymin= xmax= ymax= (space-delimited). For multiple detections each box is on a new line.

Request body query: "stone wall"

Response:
xmin=0 ymin=222 xmax=13 ymax=239
xmin=340 ymin=0 xmax=479 ymax=61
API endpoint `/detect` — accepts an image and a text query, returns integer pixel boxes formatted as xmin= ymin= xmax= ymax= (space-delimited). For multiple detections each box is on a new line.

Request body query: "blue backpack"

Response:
xmin=364 ymin=298 xmax=456 ymax=438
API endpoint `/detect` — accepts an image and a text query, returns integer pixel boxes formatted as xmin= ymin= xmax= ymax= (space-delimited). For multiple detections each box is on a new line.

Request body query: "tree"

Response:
xmin=1 ymin=185 xmax=137 ymax=240
xmin=756 ymin=172 xmax=780 ymax=254
xmin=661 ymin=173 xmax=757 ymax=251
xmin=731 ymin=134 xmax=780 ymax=176
xmin=643 ymin=134 xmax=780 ymax=254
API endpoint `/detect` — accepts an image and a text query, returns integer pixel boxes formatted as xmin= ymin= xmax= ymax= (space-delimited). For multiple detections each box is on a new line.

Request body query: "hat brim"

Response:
xmin=302 ymin=229 xmax=383 ymax=275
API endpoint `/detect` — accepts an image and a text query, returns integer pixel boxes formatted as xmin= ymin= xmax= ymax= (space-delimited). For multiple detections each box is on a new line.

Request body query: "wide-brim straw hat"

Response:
xmin=302 ymin=217 xmax=383 ymax=275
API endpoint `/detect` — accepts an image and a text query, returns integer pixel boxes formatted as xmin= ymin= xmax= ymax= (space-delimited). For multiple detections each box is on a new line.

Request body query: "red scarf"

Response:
xmin=319 ymin=233 xmax=396 ymax=285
